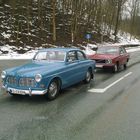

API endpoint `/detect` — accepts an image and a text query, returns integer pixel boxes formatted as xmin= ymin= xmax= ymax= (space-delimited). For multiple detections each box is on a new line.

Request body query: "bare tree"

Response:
xmin=52 ymin=0 xmax=56 ymax=44
xmin=129 ymin=0 xmax=139 ymax=40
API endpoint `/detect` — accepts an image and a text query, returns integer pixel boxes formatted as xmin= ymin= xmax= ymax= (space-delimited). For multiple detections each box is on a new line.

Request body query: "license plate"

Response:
xmin=96 ymin=64 xmax=103 ymax=68
xmin=11 ymin=89 xmax=25 ymax=95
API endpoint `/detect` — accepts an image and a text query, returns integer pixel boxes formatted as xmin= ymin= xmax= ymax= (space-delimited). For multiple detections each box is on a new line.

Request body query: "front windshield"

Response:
xmin=97 ymin=46 xmax=119 ymax=55
xmin=34 ymin=50 xmax=66 ymax=62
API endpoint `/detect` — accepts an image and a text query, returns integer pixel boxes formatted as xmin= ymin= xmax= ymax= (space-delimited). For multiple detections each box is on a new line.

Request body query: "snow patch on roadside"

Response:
xmin=0 ymin=45 xmax=37 ymax=60
xmin=0 ymin=51 xmax=36 ymax=60
xmin=1 ymin=46 xmax=140 ymax=60
xmin=126 ymin=46 xmax=140 ymax=53
xmin=0 ymin=38 xmax=140 ymax=60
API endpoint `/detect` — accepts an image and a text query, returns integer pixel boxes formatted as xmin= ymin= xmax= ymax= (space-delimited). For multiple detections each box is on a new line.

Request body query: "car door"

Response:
xmin=76 ymin=50 xmax=89 ymax=79
xmin=119 ymin=47 xmax=128 ymax=65
xmin=62 ymin=50 xmax=81 ymax=86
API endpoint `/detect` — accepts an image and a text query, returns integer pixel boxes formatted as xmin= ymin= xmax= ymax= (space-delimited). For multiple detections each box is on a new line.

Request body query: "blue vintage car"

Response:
xmin=1 ymin=48 xmax=96 ymax=100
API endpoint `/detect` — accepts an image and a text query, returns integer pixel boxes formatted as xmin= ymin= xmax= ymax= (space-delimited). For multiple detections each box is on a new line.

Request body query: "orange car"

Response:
xmin=88 ymin=45 xmax=130 ymax=72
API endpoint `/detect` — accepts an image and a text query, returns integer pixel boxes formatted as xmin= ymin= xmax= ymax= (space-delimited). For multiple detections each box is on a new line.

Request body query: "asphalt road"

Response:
xmin=0 ymin=51 xmax=140 ymax=140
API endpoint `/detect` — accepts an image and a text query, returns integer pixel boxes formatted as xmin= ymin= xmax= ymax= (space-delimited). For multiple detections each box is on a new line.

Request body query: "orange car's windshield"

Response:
xmin=97 ymin=47 xmax=119 ymax=55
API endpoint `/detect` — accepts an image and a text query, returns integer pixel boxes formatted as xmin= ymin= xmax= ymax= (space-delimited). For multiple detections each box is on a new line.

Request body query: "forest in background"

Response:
xmin=0 ymin=0 xmax=140 ymax=50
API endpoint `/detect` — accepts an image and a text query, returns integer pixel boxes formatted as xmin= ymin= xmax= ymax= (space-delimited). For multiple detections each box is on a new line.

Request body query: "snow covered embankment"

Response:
xmin=0 ymin=45 xmax=140 ymax=60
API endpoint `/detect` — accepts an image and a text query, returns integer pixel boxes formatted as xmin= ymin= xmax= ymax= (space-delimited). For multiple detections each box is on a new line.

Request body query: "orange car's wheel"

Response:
xmin=113 ymin=64 xmax=119 ymax=73
xmin=124 ymin=62 xmax=128 ymax=69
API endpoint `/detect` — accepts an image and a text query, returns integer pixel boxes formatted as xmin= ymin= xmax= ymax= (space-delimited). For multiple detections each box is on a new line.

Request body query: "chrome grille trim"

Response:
xmin=7 ymin=76 xmax=17 ymax=85
xmin=6 ymin=76 xmax=35 ymax=87
xmin=19 ymin=78 xmax=35 ymax=87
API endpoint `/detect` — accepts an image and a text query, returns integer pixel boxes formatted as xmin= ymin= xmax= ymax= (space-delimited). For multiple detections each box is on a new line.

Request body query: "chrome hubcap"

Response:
xmin=86 ymin=71 xmax=91 ymax=82
xmin=114 ymin=65 xmax=118 ymax=72
xmin=49 ymin=82 xmax=58 ymax=97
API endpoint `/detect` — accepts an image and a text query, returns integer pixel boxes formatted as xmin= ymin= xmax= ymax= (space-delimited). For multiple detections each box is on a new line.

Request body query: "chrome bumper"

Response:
xmin=2 ymin=86 xmax=47 ymax=96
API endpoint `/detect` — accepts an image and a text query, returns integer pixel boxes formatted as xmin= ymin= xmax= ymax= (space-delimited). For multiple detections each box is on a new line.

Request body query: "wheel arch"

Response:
xmin=116 ymin=61 xmax=119 ymax=66
xmin=49 ymin=77 xmax=62 ymax=90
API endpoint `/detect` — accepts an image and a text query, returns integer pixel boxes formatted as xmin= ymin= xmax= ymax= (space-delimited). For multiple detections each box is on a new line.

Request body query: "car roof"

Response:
xmin=39 ymin=47 xmax=81 ymax=52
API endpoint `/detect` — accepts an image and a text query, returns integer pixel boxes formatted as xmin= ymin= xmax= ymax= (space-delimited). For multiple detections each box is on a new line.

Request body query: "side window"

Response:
xmin=77 ymin=51 xmax=86 ymax=60
xmin=119 ymin=47 xmax=125 ymax=54
xmin=35 ymin=52 xmax=47 ymax=60
xmin=67 ymin=51 xmax=77 ymax=62
xmin=122 ymin=47 xmax=126 ymax=53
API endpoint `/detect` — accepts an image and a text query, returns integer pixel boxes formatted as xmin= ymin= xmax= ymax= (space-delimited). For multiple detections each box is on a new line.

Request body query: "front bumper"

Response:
xmin=96 ymin=63 xmax=115 ymax=68
xmin=2 ymin=85 xmax=47 ymax=96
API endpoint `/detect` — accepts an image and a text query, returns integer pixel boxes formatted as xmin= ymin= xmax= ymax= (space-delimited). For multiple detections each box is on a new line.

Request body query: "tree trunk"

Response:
xmin=52 ymin=0 xmax=56 ymax=44
xmin=114 ymin=0 xmax=121 ymax=41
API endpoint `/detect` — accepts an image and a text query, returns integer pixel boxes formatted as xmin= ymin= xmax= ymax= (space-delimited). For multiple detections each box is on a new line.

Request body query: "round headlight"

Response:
xmin=1 ymin=71 xmax=6 ymax=79
xmin=35 ymin=74 xmax=42 ymax=82
xmin=105 ymin=59 xmax=112 ymax=64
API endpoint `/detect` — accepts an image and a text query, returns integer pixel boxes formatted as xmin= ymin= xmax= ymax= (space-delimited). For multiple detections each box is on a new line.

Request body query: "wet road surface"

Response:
xmin=0 ymin=51 xmax=140 ymax=140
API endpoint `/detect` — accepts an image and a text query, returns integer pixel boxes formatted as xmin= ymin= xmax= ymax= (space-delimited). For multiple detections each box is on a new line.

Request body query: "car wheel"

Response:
xmin=47 ymin=79 xmax=60 ymax=100
xmin=84 ymin=69 xmax=92 ymax=84
xmin=113 ymin=64 xmax=119 ymax=73
xmin=124 ymin=62 xmax=128 ymax=69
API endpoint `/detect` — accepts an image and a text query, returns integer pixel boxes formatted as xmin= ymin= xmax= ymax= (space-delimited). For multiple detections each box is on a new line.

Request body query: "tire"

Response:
xmin=113 ymin=64 xmax=119 ymax=73
xmin=124 ymin=62 xmax=128 ymax=70
xmin=84 ymin=69 xmax=92 ymax=84
xmin=47 ymin=79 xmax=60 ymax=100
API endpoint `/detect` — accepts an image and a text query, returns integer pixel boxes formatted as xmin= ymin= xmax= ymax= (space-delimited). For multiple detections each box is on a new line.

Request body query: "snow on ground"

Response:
xmin=0 ymin=45 xmax=140 ymax=60
xmin=0 ymin=51 xmax=37 ymax=60
xmin=81 ymin=43 xmax=97 ymax=55
xmin=126 ymin=46 xmax=140 ymax=53
xmin=108 ymin=29 xmax=140 ymax=45
xmin=0 ymin=45 xmax=38 ymax=60
xmin=0 ymin=33 xmax=140 ymax=60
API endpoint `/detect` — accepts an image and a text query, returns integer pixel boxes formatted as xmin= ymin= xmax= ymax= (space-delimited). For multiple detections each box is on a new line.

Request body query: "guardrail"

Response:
xmin=113 ymin=43 xmax=140 ymax=48
xmin=97 ymin=43 xmax=140 ymax=48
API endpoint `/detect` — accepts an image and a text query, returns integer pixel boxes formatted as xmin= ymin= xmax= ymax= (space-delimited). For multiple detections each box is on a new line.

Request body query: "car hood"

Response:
xmin=90 ymin=54 xmax=119 ymax=60
xmin=6 ymin=61 xmax=64 ymax=77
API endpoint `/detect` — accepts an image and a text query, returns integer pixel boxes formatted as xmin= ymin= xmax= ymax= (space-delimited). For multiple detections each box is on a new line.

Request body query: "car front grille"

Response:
xmin=94 ymin=59 xmax=106 ymax=63
xmin=7 ymin=76 xmax=17 ymax=86
xmin=6 ymin=76 xmax=35 ymax=87
xmin=19 ymin=78 xmax=35 ymax=87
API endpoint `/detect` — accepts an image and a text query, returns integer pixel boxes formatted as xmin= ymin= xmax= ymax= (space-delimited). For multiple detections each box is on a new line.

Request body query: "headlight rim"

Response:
xmin=1 ymin=71 xmax=6 ymax=79
xmin=35 ymin=74 xmax=42 ymax=82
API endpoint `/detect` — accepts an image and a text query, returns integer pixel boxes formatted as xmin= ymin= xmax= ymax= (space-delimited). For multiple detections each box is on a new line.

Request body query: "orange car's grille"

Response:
xmin=94 ymin=59 xmax=106 ymax=63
